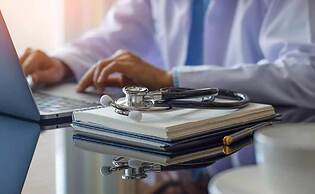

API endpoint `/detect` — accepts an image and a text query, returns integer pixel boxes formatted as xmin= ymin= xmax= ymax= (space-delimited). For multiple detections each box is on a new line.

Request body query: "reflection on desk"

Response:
xmin=208 ymin=106 xmax=315 ymax=175
xmin=1 ymin=106 xmax=315 ymax=194
xmin=72 ymin=135 xmax=252 ymax=180
xmin=0 ymin=115 xmax=40 ymax=194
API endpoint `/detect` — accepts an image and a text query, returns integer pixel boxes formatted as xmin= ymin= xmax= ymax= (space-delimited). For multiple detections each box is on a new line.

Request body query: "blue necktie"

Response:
xmin=185 ymin=0 xmax=210 ymax=66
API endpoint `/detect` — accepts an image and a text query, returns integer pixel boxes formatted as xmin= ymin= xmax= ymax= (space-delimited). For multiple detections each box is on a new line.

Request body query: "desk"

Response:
xmin=209 ymin=165 xmax=269 ymax=194
xmin=1 ymin=107 xmax=314 ymax=194
xmin=21 ymin=127 xmax=122 ymax=194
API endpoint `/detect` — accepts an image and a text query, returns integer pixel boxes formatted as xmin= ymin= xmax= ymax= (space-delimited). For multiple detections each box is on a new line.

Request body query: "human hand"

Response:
xmin=76 ymin=50 xmax=173 ymax=93
xmin=20 ymin=48 xmax=73 ymax=86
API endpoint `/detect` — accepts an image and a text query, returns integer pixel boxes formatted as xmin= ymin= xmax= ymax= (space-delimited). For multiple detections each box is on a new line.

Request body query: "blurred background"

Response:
xmin=0 ymin=0 xmax=113 ymax=55
xmin=0 ymin=1 xmax=116 ymax=194
xmin=0 ymin=1 xmax=228 ymax=194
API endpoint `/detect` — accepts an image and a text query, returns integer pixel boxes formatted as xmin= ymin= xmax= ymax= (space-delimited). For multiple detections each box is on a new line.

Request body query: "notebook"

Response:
xmin=73 ymin=135 xmax=252 ymax=165
xmin=72 ymin=120 xmax=271 ymax=151
xmin=72 ymin=103 xmax=275 ymax=140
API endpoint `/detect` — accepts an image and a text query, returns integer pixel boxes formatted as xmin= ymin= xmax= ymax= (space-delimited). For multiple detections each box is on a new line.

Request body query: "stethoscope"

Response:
xmin=100 ymin=157 xmax=214 ymax=180
xmin=99 ymin=137 xmax=251 ymax=180
xmin=100 ymin=86 xmax=249 ymax=121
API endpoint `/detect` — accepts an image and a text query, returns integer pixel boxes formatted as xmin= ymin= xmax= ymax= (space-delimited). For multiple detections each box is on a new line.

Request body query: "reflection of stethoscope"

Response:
xmin=100 ymin=157 xmax=214 ymax=180
xmin=99 ymin=138 xmax=252 ymax=180
xmin=100 ymin=86 xmax=250 ymax=121
xmin=73 ymin=135 xmax=253 ymax=180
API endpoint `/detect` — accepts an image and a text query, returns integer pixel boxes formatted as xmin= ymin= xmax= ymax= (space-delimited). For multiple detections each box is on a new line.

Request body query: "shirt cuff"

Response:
xmin=172 ymin=68 xmax=180 ymax=87
xmin=171 ymin=65 xmax=222 ymax=88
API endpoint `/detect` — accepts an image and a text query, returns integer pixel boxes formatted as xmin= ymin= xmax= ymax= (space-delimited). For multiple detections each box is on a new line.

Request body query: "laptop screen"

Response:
xmin=0 ymin=115 xmax=40 ymax=193
xmin=0 ymin=11 xmax=40 ymax=121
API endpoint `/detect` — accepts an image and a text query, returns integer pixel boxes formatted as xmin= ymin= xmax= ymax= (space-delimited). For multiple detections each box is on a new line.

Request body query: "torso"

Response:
xmin=150 ymin=0 xmax=268 ymax=69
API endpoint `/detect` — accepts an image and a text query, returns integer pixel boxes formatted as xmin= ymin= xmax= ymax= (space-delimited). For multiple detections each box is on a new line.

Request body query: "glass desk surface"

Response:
xmin=1 ymin=107 xmax=315 ymax=194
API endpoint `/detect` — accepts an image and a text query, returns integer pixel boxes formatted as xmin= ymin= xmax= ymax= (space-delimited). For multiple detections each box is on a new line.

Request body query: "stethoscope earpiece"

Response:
xmin=100 ymin=166 xmax=113 ymax=176
xmin=100 ymin=94 xmax=144 ymax=122
xmin=100 ymin=95 xmax=114 ymax=107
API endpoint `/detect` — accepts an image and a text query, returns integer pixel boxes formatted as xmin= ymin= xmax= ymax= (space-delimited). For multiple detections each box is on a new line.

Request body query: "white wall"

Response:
xmin=0 ymin=0 xmax=64 ymax=55
xmin=64 ymin=0 xmax=113 ymax=41
xmin=0 ymin=0 xmax=113 ymax=55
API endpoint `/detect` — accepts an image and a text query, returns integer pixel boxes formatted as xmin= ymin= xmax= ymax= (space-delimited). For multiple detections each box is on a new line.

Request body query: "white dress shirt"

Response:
xmin=54 ymin=0 xmax=315 ymax=108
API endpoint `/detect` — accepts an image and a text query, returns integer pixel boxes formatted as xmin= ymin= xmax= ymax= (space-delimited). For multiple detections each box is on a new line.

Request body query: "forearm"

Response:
xmin=172 ymin=61 xmax=315 ymax=108
xmin=52 ymin=0 xmax=157 ymax=82
xmin=51 ymin=29 xmax=114 ymax=81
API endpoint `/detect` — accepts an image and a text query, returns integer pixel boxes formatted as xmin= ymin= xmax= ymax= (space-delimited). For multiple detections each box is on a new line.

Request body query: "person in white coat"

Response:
xmin=20 ymin=0 xmax=315 ymax=108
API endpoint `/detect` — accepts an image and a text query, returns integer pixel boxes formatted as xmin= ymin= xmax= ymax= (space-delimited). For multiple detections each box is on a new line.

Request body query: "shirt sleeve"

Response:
xmin=52 ymin=0 xmax=160 ymax=81
xmin=173 ymin=0 xmax=315 ymax=108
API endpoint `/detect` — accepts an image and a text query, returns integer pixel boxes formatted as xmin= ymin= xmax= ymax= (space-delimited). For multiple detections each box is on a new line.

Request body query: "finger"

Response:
xmin=102 ymin=75 xmax=134 ymax=88
xmin=116 ymin=53 xmax=138 ymax=60
xmin=121 ymin=75 xmax=134 ymax=86
xmin=76 ymin=65 xmax=96 ymax=92
xmin=96 ymin=61 xmax=121 ymax=85
xmin=23 ymin=52 xmax=42 ymax=75
xmin=103 ymin=76 xmax=124 ymax=87
xmin=113 ymin=58 xmax=140 ymax=64
xmin=93 ymin=50 xmax=137 ymax=87
xmin=96 ymin=61 xmax=133 ymax=89
xmin=110 ymin=50 xmax=138 ymax=61
xmin=93 ymin=59 xmax=113 ymax=87
xmin=94 ymin=61 xmax=117 ymax=93
xmin=115 ymin=52 xmax=140 ymax=61
xmin=19 ymin=48 xmax=33 ymax=65
xmin=110 ymin=49 xmax=128 ymax=59
xmin=115 ymin=53 xmax=136 ymax=60
xmin=96 ymin=76 xmax=122 ymax=92
xmin=31 ymin=69 xmax=60 ymax=85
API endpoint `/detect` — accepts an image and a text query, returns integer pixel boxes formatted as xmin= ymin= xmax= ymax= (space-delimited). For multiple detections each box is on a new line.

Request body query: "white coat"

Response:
xmin=54 ymin=0 xmax=315 ymax=108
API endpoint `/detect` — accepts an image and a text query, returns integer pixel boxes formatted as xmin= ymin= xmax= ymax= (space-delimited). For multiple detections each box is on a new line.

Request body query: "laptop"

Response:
xmin=0 ymin=11 xmax=100 ymax=124
xmin=0 ymin=115 xmax=41 ymax=194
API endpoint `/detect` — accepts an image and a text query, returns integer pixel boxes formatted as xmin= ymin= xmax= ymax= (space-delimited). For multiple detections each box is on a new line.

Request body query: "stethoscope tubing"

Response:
xmin=157 ymin=88 xmax=249 ymax=109
xmin=161 ymin=87 xmax=219 ymax=100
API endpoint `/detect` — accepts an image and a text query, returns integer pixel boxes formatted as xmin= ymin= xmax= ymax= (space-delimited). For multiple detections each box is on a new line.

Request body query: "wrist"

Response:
xmin=162 ymin=71 xmax=174 ymax=88
xmin=52 ymin=58 xmax=74 ymax=80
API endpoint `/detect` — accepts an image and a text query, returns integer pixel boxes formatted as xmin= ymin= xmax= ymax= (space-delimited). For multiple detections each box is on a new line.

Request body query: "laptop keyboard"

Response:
xmin=33 ymin=92 xmax=100 ymax=113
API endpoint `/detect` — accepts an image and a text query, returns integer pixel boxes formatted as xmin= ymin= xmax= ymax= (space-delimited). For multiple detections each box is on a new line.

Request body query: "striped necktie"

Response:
xmin=185 ymin=0 xmax=210 ymax=66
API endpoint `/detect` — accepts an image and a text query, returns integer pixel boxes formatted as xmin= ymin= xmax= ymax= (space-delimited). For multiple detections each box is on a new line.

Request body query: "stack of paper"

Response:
xmin=73 ymin=135 xmax=252 ymax=165
xmin=72 ymin=103 xmax=276 ymax=164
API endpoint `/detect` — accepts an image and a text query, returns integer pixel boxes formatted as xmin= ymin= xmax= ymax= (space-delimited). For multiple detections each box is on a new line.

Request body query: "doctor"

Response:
xmin=20 ymin=0 xmax=315 ymax=108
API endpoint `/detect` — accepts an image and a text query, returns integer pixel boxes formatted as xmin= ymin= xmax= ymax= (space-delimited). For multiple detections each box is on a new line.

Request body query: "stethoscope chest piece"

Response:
xmin=123 ymin=86 xmax=150 ymax=109
xmin=119 ymin=86 xmax=169 ymax=111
